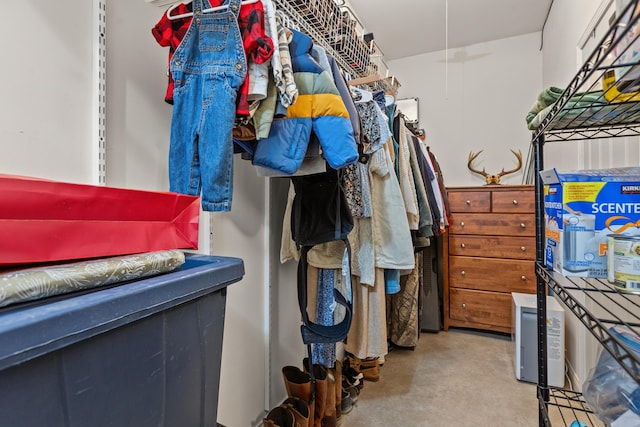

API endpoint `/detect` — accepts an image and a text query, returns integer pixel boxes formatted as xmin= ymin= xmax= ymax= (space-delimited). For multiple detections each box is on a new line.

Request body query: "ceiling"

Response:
xmin=345 ymin=0 xmax=554 ymax=60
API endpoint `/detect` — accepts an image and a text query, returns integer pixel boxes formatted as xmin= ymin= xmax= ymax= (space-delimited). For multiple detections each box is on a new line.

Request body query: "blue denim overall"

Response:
xmin=169 ymin=0 xmax=247 ymax=212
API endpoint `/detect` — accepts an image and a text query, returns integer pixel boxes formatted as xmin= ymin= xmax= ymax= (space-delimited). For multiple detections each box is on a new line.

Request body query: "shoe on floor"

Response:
xmin=359 ymin=357 xmax=380 ymax=382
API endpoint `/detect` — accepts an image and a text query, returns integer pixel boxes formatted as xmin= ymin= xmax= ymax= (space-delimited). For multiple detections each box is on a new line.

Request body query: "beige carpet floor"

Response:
xmin=341 ymin=328 xmax=541 ymax=427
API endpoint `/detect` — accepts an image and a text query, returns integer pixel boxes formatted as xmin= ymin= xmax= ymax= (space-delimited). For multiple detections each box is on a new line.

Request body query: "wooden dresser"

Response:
xmin=443 ymin=185 xmax=536 ymax=334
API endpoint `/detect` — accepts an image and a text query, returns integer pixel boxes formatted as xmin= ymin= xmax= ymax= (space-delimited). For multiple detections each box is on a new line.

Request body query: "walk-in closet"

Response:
xmin=1 ymin=1 xmax=639 ymax=427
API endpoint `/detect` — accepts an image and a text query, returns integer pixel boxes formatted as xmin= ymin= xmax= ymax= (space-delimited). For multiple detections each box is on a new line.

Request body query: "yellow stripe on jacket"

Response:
xmin=287 ymin=94 xmax=350 ymax=119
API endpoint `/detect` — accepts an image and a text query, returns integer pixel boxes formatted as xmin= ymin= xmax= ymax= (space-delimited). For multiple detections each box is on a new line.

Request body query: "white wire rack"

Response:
xmin=273 ymin=0 xmax=367 ymax=77
xmin=273 ymin=0 xmax=399 ymax=94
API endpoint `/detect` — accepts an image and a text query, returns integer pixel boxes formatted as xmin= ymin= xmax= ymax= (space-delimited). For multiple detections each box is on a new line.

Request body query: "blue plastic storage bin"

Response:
xmin=0 ymin=254 xmax=244 ymax=427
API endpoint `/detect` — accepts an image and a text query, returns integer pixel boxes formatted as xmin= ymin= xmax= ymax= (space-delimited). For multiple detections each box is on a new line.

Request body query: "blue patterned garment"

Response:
xmin=312 ymin=268 xmax=336 ymax=367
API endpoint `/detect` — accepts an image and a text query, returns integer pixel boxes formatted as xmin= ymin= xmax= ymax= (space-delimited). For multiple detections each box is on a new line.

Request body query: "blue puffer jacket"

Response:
xmin=252 ymin=29 xmax=358 ymax=174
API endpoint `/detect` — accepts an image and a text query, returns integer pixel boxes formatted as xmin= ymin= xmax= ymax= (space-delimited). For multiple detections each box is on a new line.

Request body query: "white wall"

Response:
xmin=1 ymin=0 xmax=94 ymax=183
xmin=389 ymin=32 xmax=543 ymax=187
xmin=106 ymin=0 xmax=174 ymax=191
xmin=540 ymin=0 xmax=603 ymax=388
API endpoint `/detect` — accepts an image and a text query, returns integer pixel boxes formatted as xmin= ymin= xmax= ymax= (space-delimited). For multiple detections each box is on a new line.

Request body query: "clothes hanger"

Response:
xmin=275 ymin=9 xmax=295 ymax=29
xmin=167 ymin=0 xmax=260 ymax=21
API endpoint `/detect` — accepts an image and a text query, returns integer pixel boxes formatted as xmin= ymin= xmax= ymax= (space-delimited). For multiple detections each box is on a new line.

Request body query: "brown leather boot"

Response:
xmin=302 ymin=359 xmax=327 ymax=427
xmin=334 ymin=361 xmax=343 ymax=425
xmin=312 ymin=365 xmax=327 ymax=427
xmin=359 ymin=357 xmax=380 ymax=382
xmin=282 ymin=366 xmax=314 ymax=424
xmin=282 ymin=396 xmax=310 ymax=427
xmin=322 ymin=368 xmax=337 ymax=427
xmin=263 ymin=406 xmax=295 ymax=427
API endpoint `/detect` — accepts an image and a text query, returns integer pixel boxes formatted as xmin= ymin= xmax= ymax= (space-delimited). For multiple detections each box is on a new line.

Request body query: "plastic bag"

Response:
xmin=582 ymin=326 xmax=640 ymax=425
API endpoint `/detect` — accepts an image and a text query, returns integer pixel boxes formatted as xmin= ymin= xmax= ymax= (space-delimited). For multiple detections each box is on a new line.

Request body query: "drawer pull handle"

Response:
xmin=513 ymin=200 xmax=519 ymax=205
xmin=521 ymin=246 xmax=526 ymax=252
xmin=521 ymin=276 xmax=527 ymax=281
xmin=462 ymin=303 xmax=466 ymax=309
xmin=466 ymin=200 xmax=471 ymax=205
xmin=520 ymin=223 xmax=526 ymax=229
xmin=460 ymin=222 xmax=465 ymax=227
xmin=461 ymin=243 xmax=466 ymax=248
xmin=461 ymin=271 xmax=466 ymax=276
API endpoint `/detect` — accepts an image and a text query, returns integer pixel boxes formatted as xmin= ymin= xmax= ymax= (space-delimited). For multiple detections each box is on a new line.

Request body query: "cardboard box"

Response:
xmin=541 ymin=167 xmax=640 ymax=278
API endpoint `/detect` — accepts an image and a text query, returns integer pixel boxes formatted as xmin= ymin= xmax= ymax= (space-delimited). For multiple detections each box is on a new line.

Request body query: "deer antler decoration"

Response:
xmin=467 ymin=149 xmax=523 ymax=185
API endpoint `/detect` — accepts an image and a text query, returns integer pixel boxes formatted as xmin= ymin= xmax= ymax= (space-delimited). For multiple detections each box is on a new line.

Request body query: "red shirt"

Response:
xmin=151 ymin=3 xmax=192 ymax=106
xmin=152 ymin=1 xmax=274 ymax=116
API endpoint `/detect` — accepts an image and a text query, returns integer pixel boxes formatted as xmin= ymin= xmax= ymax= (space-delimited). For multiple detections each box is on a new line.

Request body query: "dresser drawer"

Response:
xmin=448 ymin=235 xmax=536 ymax=259
xmin=449 ymin=288 xmax=512 ymax=330
xmin=449 ymin=213 xmax=535 ymax=236
xmin=492 ymin=190 xmax=535 ymax=213
xmin=448 ymin=256 xmax=536 ymax=293
xmin=447 ymin=191 xmax=490 ymax=213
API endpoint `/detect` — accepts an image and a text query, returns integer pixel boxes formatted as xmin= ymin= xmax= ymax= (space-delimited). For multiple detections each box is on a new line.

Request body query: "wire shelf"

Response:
xmin=330 ymin=9 xmax=370 ymax=75
xmin=539 ymin=388 xmax=605 ymax=427
xmin=536 ymin=263 xmax=640 ymax=384
xmin=273 ymin=0 xmax=371 ymax=79
xmin=532 ymin=0 xmax=640 ymax=143
xmin=272 ymin=0 xmax=399 ymax=94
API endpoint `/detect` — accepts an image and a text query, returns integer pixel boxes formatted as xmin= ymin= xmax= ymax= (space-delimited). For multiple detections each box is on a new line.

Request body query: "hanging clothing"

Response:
xmin=356 ymin=101 xmax=386 ymax=154
xmin=418 ymin=139 xmax=448 ymax=233
xmin=350 ymin=217 xmax=375 ymax=285
xmin=384 ymin=269 xmax=401 ymax=295
xmin=279 ymin=183 xmax=349 ymax=268
xmin=427 ymin=146 xmax=451 ymax=227
xmin=341 ymin=163 xmax=365 ymax=219
xmin=235 ymin=0 xmax=274 ymax=115
xmin=411 ymin=135 xmax=442 ymax=235
xmin=252 ymin=28 xmax=358 ymax=175
xmin=254 ymin=134 xmax=327 ymax=177
xmin=345 ymin=269 xmax=388 ymax=359
xmin=246 ymin=0 xmax=277 ymax=102
xmin=406 ymin=127 xmax=434 ymax=238
xmin=396 ymin=119 xmax=420 ymax=230
xmin=387 ymin=252 xmax=422 ymax=348
xmin=310 ymin=45 xmax=333 ymax=82
xmin=345 ymin=100 xmax=414 ymax=283
xmin=369 ymin=146 xmax=415 ymax=271
xmin=151 ymin=3 xmax=193 ymax=105
xmin=252 ymin=73 xmax=279 ymax=139
xmin=273 ymin=13 xmax=298 ymax=107
xmin=152 ymin=0 xmax=272 ymax=115
xmin=168 ymin=0 xmax=247 ymax=212
xmin=327 ymin=55 xmax=361 ymax=145
xmin=358 ymin=162 xmax=373 ymax=218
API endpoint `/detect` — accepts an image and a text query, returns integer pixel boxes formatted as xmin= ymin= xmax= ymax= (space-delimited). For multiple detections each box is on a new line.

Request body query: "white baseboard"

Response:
xmin=565 ymin=357 xmax=581 ymax=391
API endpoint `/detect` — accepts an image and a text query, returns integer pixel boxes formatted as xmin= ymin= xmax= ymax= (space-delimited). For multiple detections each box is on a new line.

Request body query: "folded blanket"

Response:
xmin=526 ymin=87 xmax=609 ymax=130
xmin=0 ymin=250 xmax=185 ymax=308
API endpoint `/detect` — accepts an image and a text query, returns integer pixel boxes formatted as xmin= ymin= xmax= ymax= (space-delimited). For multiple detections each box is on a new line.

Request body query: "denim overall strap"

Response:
xmin=196 ymin=0 xmax=242 ymax=15
xmin=226 ymin=0 xmax=243 ymax=17
xmin=192 ymin=0 xmax=206 ymax=13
